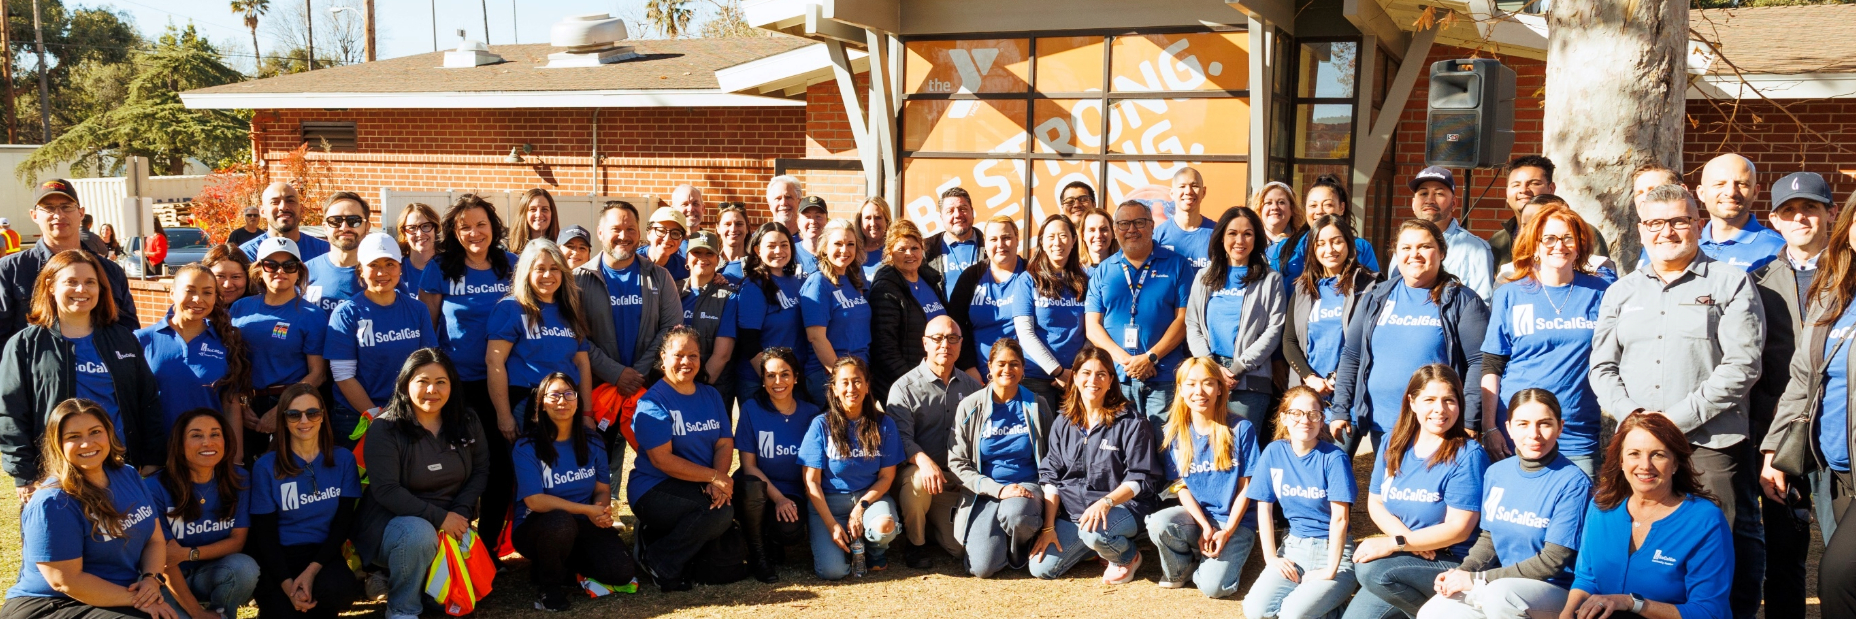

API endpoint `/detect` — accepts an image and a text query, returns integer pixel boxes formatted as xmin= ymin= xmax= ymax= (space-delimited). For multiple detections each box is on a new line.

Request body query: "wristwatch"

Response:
xmin=188 ymin=547 xmax=200 ymax=562
xmin=855 ymin=499 xmax=870 ymax=511
xmin=1630 ymin=593 xmax=1646 ymax=613
xmin=1392 ymin=535 xmax=1408 ymax=551
xmin=1145 ymin=352 xmax=1159 ymax=365
xmin=140 ymin=572 xmax=166 ymax=585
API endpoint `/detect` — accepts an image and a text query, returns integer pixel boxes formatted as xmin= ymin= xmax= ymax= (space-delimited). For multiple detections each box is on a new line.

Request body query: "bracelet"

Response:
xmin=1042 ymin=526 xmax=1056 ymax=533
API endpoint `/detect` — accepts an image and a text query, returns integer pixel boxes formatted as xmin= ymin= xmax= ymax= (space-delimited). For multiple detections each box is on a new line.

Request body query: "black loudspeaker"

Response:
xmin=1425 ymin=58 xmax=1516 ymax=168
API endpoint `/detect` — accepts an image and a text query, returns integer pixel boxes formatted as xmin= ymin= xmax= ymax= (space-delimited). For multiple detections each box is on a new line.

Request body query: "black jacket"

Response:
xmin=0 ymin=244 xmax=138 ymax=345
xmin=1751 ymin=257 xmax=1807 ymax=438
xmin=923 ymin=230 xmax=984 ymax=289
xmin=0 ymin=322 xmax=163 ymax=484
xmin=868 ymin=264 xmax=946 ymax=399
xmin=1037 ymin=406 xmax=1163 ymax=522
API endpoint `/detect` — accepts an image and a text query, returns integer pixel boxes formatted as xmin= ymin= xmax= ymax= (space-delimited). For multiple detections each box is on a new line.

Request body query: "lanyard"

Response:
xmin=1118 ymin=259 xmax=1155 ymax=318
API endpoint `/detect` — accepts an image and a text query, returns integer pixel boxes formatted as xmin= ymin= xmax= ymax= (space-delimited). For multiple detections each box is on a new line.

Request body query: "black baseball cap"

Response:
xmin=1771 ymin=172 xmax=1833 ymax=208
xmin=800 ymin=195 xmax=828 ymax=214
xmin=1408 ymin=166 xmax=1456 ymax=192
xmin=33 ymin=179 xmax=78 ymax=206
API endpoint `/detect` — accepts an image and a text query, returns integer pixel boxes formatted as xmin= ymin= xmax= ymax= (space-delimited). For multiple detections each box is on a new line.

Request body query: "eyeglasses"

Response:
xmin=1282 ymin=409 xmax=1324 ymax=422
xmin=244 ymin=214 xmax=259 ymax=219
xmin=1060 ymin=197 xmax=1094 ymax=208
xmin=284 ymin=408 xmax=324 ymax=422
xmin=400 ymin=223 xmax=437 ymax=235
xmin=542 ymin=391 xmax=579 ymax=402
xmin=325 ymin=215 xmax=368 ymax=229
xmin=1639 ymin=216 xmax=1695 ymax=233
xmin=1114 ymin=218 xmax=1153 ymax=231
xmin=35 ymin=204 xmax=78 ymax=216
xmin=1538 ymin=235 xmax=1576 ymax=248
xmin=924 ymin=333 xmax=962 ymax=344
xmin=650 ymin=226 xmax=686 ymax=241
xmin=258 ymin=259 xmax=303 ymax=274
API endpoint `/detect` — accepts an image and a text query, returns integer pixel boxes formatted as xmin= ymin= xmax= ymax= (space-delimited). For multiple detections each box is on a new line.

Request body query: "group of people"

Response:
xmin=0 ymin=153 xmax=1848 ymax=619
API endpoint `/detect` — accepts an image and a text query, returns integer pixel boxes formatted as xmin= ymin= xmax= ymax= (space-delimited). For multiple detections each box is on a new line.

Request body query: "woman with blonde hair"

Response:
xmin=1145 ymin=356 xmax=1259 ymax=597
xmin=859 ymin=197 xmax=892 ymax=280
xmin=868 ymin=219 xmax=949 ymax=397
xmin=1253 ymin=181 xmax=1300 ymax=248
xmin=1078 ymin=207 xmax=1120 ymax=271
xmin=511 ymin=188 xmax=560 ymax=252
xmin=394 ymin=202 xmax=441 ymax=297
xmin=799 ymin=219 xmax=872 ymax=402
xmin=950 ymin=214 xmax=1027 ymax=378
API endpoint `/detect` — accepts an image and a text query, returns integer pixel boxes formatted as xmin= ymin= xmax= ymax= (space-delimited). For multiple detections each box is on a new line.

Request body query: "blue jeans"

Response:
xmin=381 ymin=516 xmax=440 ymax=617
xmin=1244 ymin=535 xmax=1358 ymax=619
xmin=1029 ymin=505 xmax=1141 ymax=579
xmin=807 ymin=493 xmax=900 ymax=580
xmin=1228 ymin=389 xmax=1272 ymax=448
xmin=1343 ymin=551 xmax=1462 ymax=619
xmin=1121 ymin=377 xmax=1174 ymax=442
xmin=962 ymin=484 xmax=1044 ymax=578
xmin=1144 ymin=505 xmax=1256 ymax=598
xmin=160 ymin=553 xmax=260 ymax=615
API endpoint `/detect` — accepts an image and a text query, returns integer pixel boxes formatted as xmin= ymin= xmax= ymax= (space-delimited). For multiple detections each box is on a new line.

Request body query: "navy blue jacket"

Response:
xmin=1037 ymin=406 xmax=1163 ymax=522
xmin=1325 ymin=273 xmax=1491 ymax=429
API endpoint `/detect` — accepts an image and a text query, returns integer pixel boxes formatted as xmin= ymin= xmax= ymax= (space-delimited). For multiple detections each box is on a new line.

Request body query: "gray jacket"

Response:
xmin=1762 ymin=298 xmax=1853 ymax=470
xmin=575 ymin=255 xmax=682 ymax=384
xmin=1283 ymin=269 xmax=1379 ymax=388
xmin=1184 ymin=268 xmax=1286 ymax=394
xmin=946 ymin=386 xmax=1054 ymax=545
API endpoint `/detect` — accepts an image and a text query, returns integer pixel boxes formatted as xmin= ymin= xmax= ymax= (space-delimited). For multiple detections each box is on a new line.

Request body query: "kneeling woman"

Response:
xmin=799 ymin=357 xmax=905 ymax=579
xmin=733 ymin=347 xmax=822 ymax=582
xmin=512 ymin=372 xmax=633 ymax=612
xmin=2 ymin=399 xmax=174 ymax=619
xmin=1029 ymin=345 xmax=1165 ymax=584
xmin=1418 ymin=389 xmax=1591 ymax=619
xmin=355 ymin=349 xmax=489 ymax=619
xmin=948 ymin=338 xmax=1055 ymax=578
xmin=250 ymin=383 xmax=363 ymax=619
xmin=1243 ymin=386 xmax=1359 ymax=619
xmin=148 ymin=409 xmax=258 ymax=618
xmin=1342 ymin=364 xmax=1488 ymax=619
xmin=1561 ymin=413 xmax=1730 ymax=619
xmin=629 ymin=326 xmax=736 ymax=592
xmin=1147 ymin=357 xmax=1261 ymax=597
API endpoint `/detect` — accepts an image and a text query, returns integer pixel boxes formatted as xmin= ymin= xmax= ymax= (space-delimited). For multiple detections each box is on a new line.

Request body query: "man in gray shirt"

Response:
xmin=886 ymin=315 xmax=984 ymax=568
xmin=1589 ymin=183 xmax=1767 ymax=619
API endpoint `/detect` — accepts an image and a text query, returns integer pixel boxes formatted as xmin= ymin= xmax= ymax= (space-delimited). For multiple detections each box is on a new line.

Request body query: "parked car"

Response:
xmin=124 ymin=227 xmax=211 ymax=277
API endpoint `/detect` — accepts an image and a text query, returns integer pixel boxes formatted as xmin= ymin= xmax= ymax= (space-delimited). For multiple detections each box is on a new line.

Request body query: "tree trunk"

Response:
xmin=1542 ymin=0 xmax=1687 ymax=272
xmin=251 ymin=27 xmax=261 ymax=73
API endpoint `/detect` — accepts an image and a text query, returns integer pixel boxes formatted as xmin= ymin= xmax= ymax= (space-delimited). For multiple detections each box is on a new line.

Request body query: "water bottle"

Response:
xmin=850 ymin=538 xmax=867 ymax=577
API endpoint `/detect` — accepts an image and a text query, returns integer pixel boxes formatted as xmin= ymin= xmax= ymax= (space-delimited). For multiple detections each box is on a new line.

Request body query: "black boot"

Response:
xmin=734 ymin=473 xmax=781 ymax=583
xmin=904 ymin=541 xmax=934 ymax=569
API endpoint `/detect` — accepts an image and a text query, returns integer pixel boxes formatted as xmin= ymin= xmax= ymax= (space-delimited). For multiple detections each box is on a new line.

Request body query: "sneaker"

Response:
xmin=1102 ymin=552 xmax=1142 ymax=585
xmin=1156 ymin=579 xmax=1187 ymax=589
xmin=904 ymin=543 xmax=933 ymax=569
xmin=657 ymin=576 xmax=693 ymax=593
xmin=869 ymin=551 xmax=889 ymax=572
xmin=534 ymin=588 xmax=571 ymax=612
xmin=364 ymin=571 xmax=390 ymax=601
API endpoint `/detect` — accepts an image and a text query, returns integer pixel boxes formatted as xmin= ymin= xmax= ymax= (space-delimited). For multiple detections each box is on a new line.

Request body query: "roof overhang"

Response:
xmin=1690 ymin=72 xmax=1856 ymax=100
xmin=746 ymin=0 xmax=892 ymax=47
xmin=716 ymin=43 xmax=869 ymax=98
xmin=180 ymin=89 xmax=803 ymax=110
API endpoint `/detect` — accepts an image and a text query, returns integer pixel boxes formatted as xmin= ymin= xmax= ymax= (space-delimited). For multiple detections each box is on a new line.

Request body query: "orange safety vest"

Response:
xmin=0 ymin=228 xmax=18 ymax=255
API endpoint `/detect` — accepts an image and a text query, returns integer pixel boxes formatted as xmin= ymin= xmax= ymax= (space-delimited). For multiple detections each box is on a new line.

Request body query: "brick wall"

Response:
xmin=1683 ymin=97 xmax=1856 ymax=210
xmin=1385 ymin=44 xmax=1547 ymax=239
xmin=126 ymin=279 xmax=170 ymax=328
xmin=801 ymin=79 xmax=875 ymax=219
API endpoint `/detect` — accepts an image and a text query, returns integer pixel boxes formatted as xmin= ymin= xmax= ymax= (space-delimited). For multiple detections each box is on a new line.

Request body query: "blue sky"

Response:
xmin=97 ymin=0 xmax=677 ymax=63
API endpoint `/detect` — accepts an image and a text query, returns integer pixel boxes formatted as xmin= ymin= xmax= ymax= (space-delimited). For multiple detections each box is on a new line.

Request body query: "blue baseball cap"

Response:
xmin=1771 ymin=172 xmax=1833 ymax=208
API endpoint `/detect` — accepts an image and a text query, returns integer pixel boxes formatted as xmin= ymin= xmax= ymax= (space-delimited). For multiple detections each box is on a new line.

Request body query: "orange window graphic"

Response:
xmin=900 ymin=158 xmax=1027 ymax=237
xmin=1031 ymin=99 xmax=1105 ymax=155
xmin=1106 ymin=98 xmax=1250 ymax=156
xmin=904 ymin=39 xmax=1032 ymax=94
xmin=1029 ymin=159 xmax=1102 ymax=223
xmin=1104 ymin=160 xmax=1248 ymax=223
xmin=1110 ymin=32 xmax=1249 ymax=92
xmin=902 ymin=100 xmax=1029 ymax=153
xmin=1034 ymin=36 xmax=1105 ymax=93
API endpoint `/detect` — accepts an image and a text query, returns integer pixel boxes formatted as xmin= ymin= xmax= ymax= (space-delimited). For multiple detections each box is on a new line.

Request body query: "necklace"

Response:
xmin=1541 ymin=276 xmax=1574 ymax=316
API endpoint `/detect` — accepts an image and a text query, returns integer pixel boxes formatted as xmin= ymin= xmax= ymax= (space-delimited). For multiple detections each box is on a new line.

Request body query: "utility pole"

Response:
xmin=479 ymin=0 xmax=489 ymax=45
xmin=510 ymin=0 xmax=516 ymax=43
xmin=29 ymin=0 xmax=47 ymax=143
xmin=304 ymin=0 xmax=314 ymax=70
xmin=0 ymin=0 xmax=16 ymax=144
xmin=429 ymin=0 xmax=436 ymax=51
xmin=362 ymin=0 xmax=375 ymax=61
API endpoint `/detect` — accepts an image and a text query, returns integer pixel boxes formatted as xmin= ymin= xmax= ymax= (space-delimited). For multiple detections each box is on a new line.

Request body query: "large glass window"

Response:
xmin=900 ymin=30 xmax=1250 ymax=237
xmin=1285 ymin=38 xmax=1359 ymax=199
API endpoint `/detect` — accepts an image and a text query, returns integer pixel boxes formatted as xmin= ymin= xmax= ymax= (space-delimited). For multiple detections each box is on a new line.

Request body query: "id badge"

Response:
xmin=1122 ymin=323 xmax=1141 ymax=350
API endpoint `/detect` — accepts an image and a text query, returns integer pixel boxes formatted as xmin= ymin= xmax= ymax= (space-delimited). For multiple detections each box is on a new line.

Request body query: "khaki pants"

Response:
xmin=898 ymin=463 xmax=965 ymax=556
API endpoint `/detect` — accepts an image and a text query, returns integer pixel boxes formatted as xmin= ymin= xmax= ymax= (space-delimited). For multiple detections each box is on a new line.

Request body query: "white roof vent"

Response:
xmin=444 ymin=38 xmax=503 ymax=68
xmin=545 ymin=14 xmax=637 ymax=68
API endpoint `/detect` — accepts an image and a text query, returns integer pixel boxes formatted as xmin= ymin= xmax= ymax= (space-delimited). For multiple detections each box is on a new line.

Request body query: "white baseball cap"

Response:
xmin=357 ymin=232 xmax=402 ymax=265
xmin=255 ymin=236 xmax=300 ymax=261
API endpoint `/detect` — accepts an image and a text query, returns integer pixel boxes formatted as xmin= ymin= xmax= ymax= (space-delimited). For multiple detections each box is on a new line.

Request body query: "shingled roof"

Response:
xmin=1692 ymin=4 xmax=1856 ymax=75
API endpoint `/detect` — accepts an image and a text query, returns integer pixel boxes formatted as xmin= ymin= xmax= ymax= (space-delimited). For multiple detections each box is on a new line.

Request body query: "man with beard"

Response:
xmin=925 ymin=187 xmax=983 ymax=298
xmin=767 ymin=176 xmax=803 ymax=233
xmin=1697 ymin=154 xmax=1786 ymax=272
xmin=1409 ymin=166 xmax=1494 ymax=300
xmin=239 ymin=182 xmax=331 ymax=262
xmin=301 ymin=193 xmax=374 ymax=312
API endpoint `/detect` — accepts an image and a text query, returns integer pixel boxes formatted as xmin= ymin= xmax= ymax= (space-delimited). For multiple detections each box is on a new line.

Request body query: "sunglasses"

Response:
xmin=258 ymin=259 xmax=302 ymax=274
xmin=325 ymin=215 xmax=368 ymax=229
xmin=284 ymin=408 xmax=324 ymax=422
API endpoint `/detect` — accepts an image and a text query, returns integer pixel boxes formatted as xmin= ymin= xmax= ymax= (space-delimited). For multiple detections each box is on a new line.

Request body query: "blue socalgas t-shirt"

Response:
xmin=325 ymin=293 xmax=438 ymax=412
xmin=1085 ymin=247 xmax=1194 ymax=382
xmin=302 ymin=255 xmax=363 ymax=313
xmin=628 ymin=381 xmax=731 ymax=504
xmin=418 ymin=254 xmax=517 ymax=381
xmin=863 ymin=247 xmax=885 ymax=280
xmin=600 ymin=259 xmax=645 ymax=367
xmin=136 ymin=321 xmax=230 ymax=434
xmin=799 ymin=272 xmax=871 ymax=375
xmin=1370 ymin=437 xmax=1489 ymax=557
xmin=980 ymin=394 xmax=1038 ymax=484
xmin=909 ymin=276 xmax=946 ymax=321
xmin=145 ymin=473 xmax=250 ymax=569
xmin=1163 ymin=417 xmax=1259 ymax=529
xmin=1822 ymin=308 xmax=1856 ymax=471
xmin=512 ymin=437 xmax=610 ymax=527
xmin=1205 ymin=267 xmax=1251 ymax=358
xmin=793 ymin=244 xmax=820 ymax=279
xmin=736 ymin=275 xmax=808 ymax=385
xmin=636 ymin=247 xmax=689 ymax=282
xmin=1363 ymin=282 xmax=1449 ymax=432
xmin=1305 ymin=278 xmax=1348 ymax=379
xmin=799 ymin=414 xmax=904 ymax=494
xmin=1247 ymin=440 xmax=1357 ymax=539
xmin=66 ymin=334 xmax=119 ymax=429
xmin=249 ymin=448 xmax=361 ymax=547
xmin=681 ymin=284 xmax=739 ymax=339
xmin=240 ymin=233 xmax=330 ymax=263
xmin=1269 ymin=234 xmax=1381 ymax=283
xmin=399 ymin=257 xmax=432 ymax=298
xmin=7 ymin=466 xmax=159 ymax=600
xmin=488 ymin=299 xmax=590 ymax=389
xmin=938 ymin=235 xmax=983 ymax=298
xmin=735 ymin=397 xmax=823 ymax=497
xmin=231 ymin=296 xmax=328 ymax=389
xmin=1481 ymin=454 xmax=1591 ymax=587
xmin=1011 ymin=278 xmax=1086 ymax=380
xmin=1480 ymin=274 xmax=1608 ymax=455
xmin=720 ymin=259 xmax=746 ymax=286
xmin=1153 ymin=215 xmax=1214 ymax=270
xmin=966 ymin=266 xmax=1025 ymax=374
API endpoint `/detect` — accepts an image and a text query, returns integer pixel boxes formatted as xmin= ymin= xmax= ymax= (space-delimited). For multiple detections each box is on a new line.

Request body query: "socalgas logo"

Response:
xmin=171 ymin=516 xmax=236 ymax=540
xmin=1483 ymin=487 xmax=1551 ymax=528
xmin=1376 ymin=301 xmax=1443 ymax=328
xmin=1272 ymin=468 xmax=1328 ymax=500
xmin=775 ymin=290 xmax=798 ymax=310
xmin=758 ymin=431 xmax=798 ymax=459
xmin=1831 ymin=325 xmax=1856 ymax=341
xmin=357 ymin=319 xmax=422 ymax=347
xmin=921 ymin=301 xmax=946 ymax=314
xmin=196 ymin=342 xmax=225 ymax=360
xmin=1512 ymin=304 xmax=1597 ymax=336
xmin=609 ymin=294 xmax=643 ymax=307
xmin=1380 ymin=480 xmax=1442 ymax=503
xmin=449 ymin=278 xmax=509 ymax=297
xmin=1036 ymin=295 xmax=1084 ymax=309
xmin=97 ymin=504 xmax=154 ymax=541
xmin=75 ymin=360 xmax=108 ymax=374
xmin=832 ymin=290 xmax=869 ymax=310
xmin=1311 ymin=300 xmax=1344 ymax=323
xmin=982 ymin=422 xmax=1029 ymax=439
xmin=279 ymin=480 xmax=342 ymax=511
xmin=540 ymin=463 xmax=596 ymax=489
xmin=1184 ymin=459 xmax=1226 ymax=475
xmin=1212 ymin=286 xmax=1245 ymax=299
xmin=667 ymin=410 xmax=721 ymax=436
xmin=525 ymin=321 xmax=578 ymax=340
